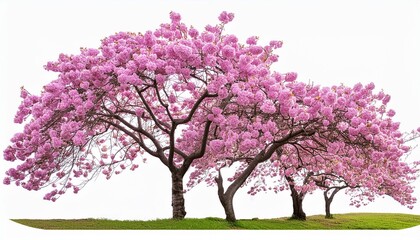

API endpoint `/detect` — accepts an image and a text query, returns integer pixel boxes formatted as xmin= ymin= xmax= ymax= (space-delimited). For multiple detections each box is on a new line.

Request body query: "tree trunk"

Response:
xmin=219 ymin=192 xmax=236 ymax=222
xmin=171 ymin=172 xmax=186 ymax=219
xmin=324 ymin=192 xmax=333 ymax=219
xmin=323 ymin=187 xmax=342 ymax=219
xmin=290 ymin=189 xmax=306 ymax=220
xmin=287 ymin=177 xmax=306 ymax=220
xmin=214 ymin=157 xmax=262 ymax=222
xmin=215 ymin=170 xmax=237 ymax=222
xmin=213 ymin=136 xmax=311 ymax=222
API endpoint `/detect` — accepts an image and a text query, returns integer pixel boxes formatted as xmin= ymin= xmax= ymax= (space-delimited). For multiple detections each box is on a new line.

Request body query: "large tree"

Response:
xmin=2 ymin=11 xmax=287 ymax=219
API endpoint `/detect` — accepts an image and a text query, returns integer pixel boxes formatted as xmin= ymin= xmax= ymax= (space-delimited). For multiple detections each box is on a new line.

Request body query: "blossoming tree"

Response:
xmin=312 ymin=143 xmax=419 ymax=219
xmin=187 ymin=80 xmax=419 ymax=221
xmin=2 ymin=11 xmax=293 ymax=219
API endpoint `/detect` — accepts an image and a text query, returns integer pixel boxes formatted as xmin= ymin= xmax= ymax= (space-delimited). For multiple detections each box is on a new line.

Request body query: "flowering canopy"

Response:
xmin=2 ymin=11 xmax=292 ymax=206
xmin=187 ymin=79 xmax=419 ymax=212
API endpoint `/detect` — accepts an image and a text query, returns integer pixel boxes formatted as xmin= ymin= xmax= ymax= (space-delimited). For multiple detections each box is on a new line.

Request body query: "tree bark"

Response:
xmin=215 ymin=157 xmax=261 ymax=222
xmin=290 ymin=188 xmax=306 ymax=220
xmin=214 ymin=130 xmax=315 ymax=222
xmin=323 ymin=187 xmax=342 ymax=219
xmin=171 ymin=172 xmax=186 ymax=219
xmin=324 ymin=192 xmax=333 ymax=219
xmin=219 ymin=191 xmax=236 ymax=222
xmin=287 ymin=177 xmax=306 ymax=220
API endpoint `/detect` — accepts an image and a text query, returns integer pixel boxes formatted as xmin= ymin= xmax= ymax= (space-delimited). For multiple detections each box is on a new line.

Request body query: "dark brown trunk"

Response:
xmin=324 ymin=192 xmax=333 ymax=219
xmin=287 ymin=177 xmax=306 ymax=220
xmin=219 ymin=193 xmax=236 ymax=222
xmin=213 ymin=132 xmax=314 ymax=222
xmin=324 ymin=187 xmax=341 ymax=219
xmin=171 ymin=172 xmax=186 ymax=219
xmin=290 ymin=189 xmax=306 ymax=220
xmin=215 ymin=170 xmax=238 ymax=222
xmin=215 ymin=156 xmax=263 ymax=222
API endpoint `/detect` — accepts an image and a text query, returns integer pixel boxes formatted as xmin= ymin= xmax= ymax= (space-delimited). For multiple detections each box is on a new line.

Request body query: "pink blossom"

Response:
xmin=3 ymin=146 xmax=16 ymax=161
xmin=348 ymin=127 xmax=359 ymax=136
xmin=202 ymin=43 xmax=218 ymax=55
xmin=211 ymin=107 xmax=222 ymax=115
xmin=130 ymin=164 xmax=139 ymax=171
xmin=254 ymin=91 xmax=265 ymax=102
xmin=320 ymin=106 xmax=333 ymax=119
xmin=366 ymin=82 xmax=375 ymax=90
xmin=144 ymin=62 xmax=156 ymax=71
xmin=185 ymin=28 xmax=197 ymax=39
xmin=246 ymin=36 xmax=258 ymax=45
xmin=324 ymin=92 xmax=336 ymax=105
xmin=267 ymin=90 xmax=278 ymax=100
xmin=295 ymin=112 xmax=310 ymax=122
xmin=170 ymin=11 xmax=181 ymax=23
xmin=173 ymin=44 xmax=193 ymax=60
xmin=209 ymin=139 xmax=224 ymax=153
xmin=285 ymin=168 xmax=294 ymax=177
xmin=261 ymin=100 xmax=276 ymax=114
xmin=239 ymin=139 xmax=257 ymax=152
xmin=284 ymin=72 xmax=297 ymax=82
xmin=345 ymin=108 xmax=358 ymax=119
xmin=223 ymin=34 xmax=238 ymax=44
xmin=382 ymin=94 xmax=391 ymax=104
xmin=249 ymin=46 xmax=263 ymax=55
xmin=168 ymin=94 xmax=177 ymax=104
xmin=51 ymin=137 xmax=62 ymax=148
xmin=350 ymin=117 xmax=360 ymax=127
xmin=287 ymin=107 xmax=298 ymax=118
xmin=202 ymin=33 xmax=215 ymax=43
xmin=72 ymin=131 xmax=85 ymax=146
xmin=3 ymin=177 xmax=11 ymax=185
xmin=218 ymin=11 xmax=235 ymax=24
xmin=269 ymin=40 xmax=283 ymax=49
xmin=218 ymin=87 xmax=228 ymax=99
xmin=387 ymin=109 xmax=396 ymax=117
xmin=226 ymin=115 xmax=239 ymax=127
xmin=337 ymin=122 xmax=349 ymax=132
xmin=165 ymin=65 xmax=176 ymax=74
xmin=221 ymin=45 xmax=235 ymax=58
xmin=237 ymin=93 xmax=250 ymax=106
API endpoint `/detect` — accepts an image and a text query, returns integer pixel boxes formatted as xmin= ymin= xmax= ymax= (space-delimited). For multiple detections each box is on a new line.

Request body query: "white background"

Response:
xmin=1 ymin=0 xmax=420 ymax=239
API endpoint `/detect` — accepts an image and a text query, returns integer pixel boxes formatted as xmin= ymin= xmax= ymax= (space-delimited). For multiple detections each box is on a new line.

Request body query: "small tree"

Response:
xmin=255 ymin=128 xmax=419 ymax=220
xmin=284 ymin=173 xmax=314 ymax=220
xmin=189 ymin=80 xmax=420 ymax=222
xmin=312 ymin=173 xmax=353 ymax=219
xmin=314 ymin=133 xmax=419 ymax=219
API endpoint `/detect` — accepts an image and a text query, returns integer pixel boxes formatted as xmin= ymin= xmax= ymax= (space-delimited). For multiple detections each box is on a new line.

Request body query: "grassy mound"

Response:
xmin=12 ymin=213 xmax=420 ymax=230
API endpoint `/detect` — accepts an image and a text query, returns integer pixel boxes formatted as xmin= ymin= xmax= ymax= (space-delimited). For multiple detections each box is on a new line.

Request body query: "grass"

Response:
xmin=11 ymin=213 xmax=420 ymax=230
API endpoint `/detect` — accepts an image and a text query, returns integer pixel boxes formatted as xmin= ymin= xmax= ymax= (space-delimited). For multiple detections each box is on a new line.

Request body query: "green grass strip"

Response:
xmin=12 ymin=213 xmax=420 ymax=230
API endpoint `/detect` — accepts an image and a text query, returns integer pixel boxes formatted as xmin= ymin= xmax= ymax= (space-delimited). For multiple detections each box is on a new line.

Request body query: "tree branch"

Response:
xmin=181 ymin=120 xmax=212 ymax=175
xmin=134 ymin=86 xmax=171 ymax=134
xmin=175 ymin=91 xmax=216 ymax=124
